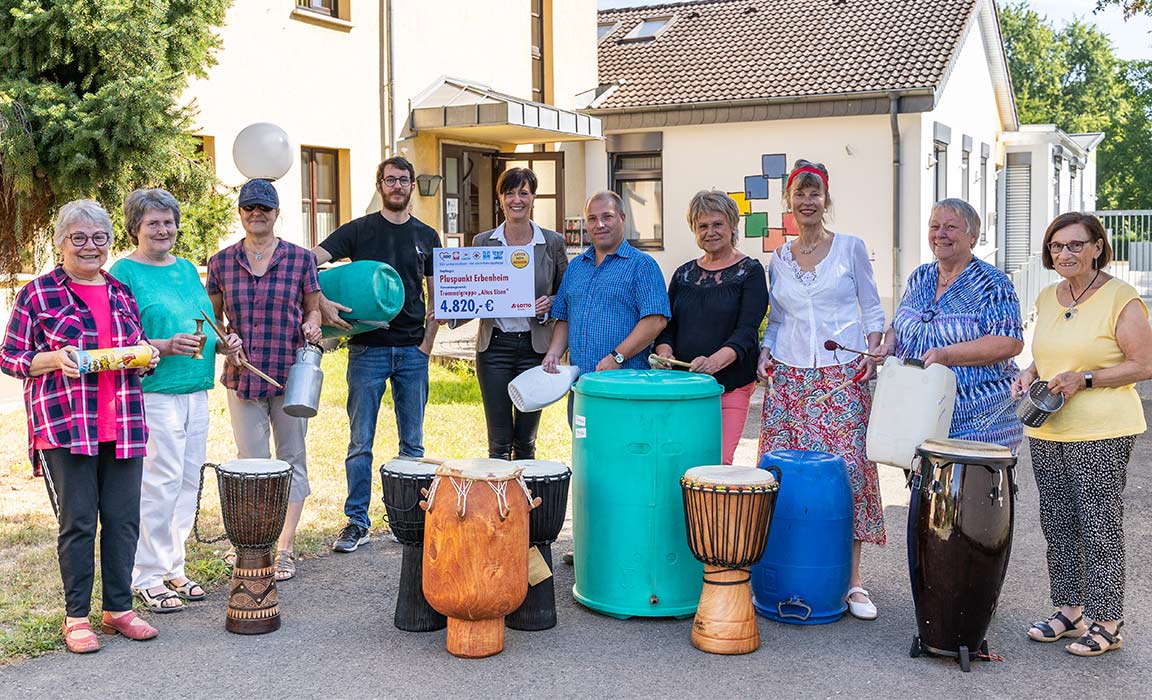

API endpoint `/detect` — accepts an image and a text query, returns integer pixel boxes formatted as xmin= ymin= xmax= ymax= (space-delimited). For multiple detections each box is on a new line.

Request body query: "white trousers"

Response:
xmin=132 ymin=391 xmax=210 ymax=590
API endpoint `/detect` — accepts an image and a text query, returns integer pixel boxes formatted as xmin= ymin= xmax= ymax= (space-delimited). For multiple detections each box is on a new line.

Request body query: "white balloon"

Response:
xmin=232 ymin=123 xmax=293 ymax=180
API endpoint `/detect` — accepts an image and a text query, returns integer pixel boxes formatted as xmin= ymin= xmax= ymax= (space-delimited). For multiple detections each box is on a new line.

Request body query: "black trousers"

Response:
xmin=40 ymin=442 xmax=143 ymax=617
xmin=476 ymin=329 xmax=546 ymax=460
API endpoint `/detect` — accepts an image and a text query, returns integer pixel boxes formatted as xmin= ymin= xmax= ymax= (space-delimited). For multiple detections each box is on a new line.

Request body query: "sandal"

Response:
xmin=134 ymin=586 xmax=185 ymax=614
xmin=101 ymin=611 xmax=159 ymax=641
xmin=846 ymin=586 xmax=878 ymax=621
xmin=1067 ymin=622 xmax=1123 ymax=657
xmin=1028 ymin=610 xmax=1085 ymax=642
xmin=61 ymin=619 xmax=100 ymax=654
xmin=275 ymin=550 xmax=296 ymax=581
xmin=165 ymin=578 xmax=207 ymax=601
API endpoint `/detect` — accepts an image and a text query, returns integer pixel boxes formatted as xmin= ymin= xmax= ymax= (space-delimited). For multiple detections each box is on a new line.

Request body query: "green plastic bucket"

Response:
xmin=571 ymin=369 xmax=722 ymax=618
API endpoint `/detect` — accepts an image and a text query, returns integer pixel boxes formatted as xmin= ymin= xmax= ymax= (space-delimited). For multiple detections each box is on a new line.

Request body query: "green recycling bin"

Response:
xmin=571 ymin=369 xmax=722 ymax=618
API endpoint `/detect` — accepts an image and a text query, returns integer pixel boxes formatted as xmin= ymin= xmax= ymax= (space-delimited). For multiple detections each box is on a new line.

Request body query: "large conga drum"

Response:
xmin=908 ymin=439 xmax=1017 ymax=672
xmin=211 ymin=459 xmax=292 ymax=635
xmin=681 ymin=465 xmax=780 ymax=654
xmin=380 ymin=459 xmax=446 ymax=632
xmin=507 ymin=460 xmax=571 ymax=631
xmin=421 ymin=459 xmax=538 ymax=658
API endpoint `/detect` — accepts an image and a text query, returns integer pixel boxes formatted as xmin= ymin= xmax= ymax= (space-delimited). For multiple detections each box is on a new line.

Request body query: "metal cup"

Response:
xmin=1016 ymin=380 xmax=1065 ymax=428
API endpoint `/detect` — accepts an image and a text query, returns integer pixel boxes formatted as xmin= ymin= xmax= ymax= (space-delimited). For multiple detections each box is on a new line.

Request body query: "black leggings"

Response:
xmin=41 ymin=443 xmax=143 ymax=617
xmin=476 ymin=329 xmax=545 ymax=460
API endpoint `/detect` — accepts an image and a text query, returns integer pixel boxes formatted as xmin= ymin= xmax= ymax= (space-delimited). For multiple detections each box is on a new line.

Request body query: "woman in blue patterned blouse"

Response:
xmin=881 ymin=199 xmax=1024 ymax=450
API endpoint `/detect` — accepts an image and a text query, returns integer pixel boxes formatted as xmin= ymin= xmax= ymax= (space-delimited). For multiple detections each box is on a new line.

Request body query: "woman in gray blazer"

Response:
xmin=471 ymin=168 xmax=569 ymax=460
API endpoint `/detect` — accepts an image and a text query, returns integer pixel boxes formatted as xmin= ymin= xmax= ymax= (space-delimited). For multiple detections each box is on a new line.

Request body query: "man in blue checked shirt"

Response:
xmin=543 ymin=191 xmax=670 ymax=416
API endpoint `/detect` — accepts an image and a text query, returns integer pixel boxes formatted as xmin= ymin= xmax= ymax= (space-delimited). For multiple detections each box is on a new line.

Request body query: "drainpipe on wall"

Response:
xmin=889 ymin=92 xmax=902 ymax=312
xmin=381 ymin=0 xmax=396 ymax=156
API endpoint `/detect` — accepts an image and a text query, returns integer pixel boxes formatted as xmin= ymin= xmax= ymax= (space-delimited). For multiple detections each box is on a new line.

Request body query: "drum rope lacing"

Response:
xmin=424 ymin=473 xmax=535 ymax=520
xmin=681 ymin=477 xmax=779 ymax=573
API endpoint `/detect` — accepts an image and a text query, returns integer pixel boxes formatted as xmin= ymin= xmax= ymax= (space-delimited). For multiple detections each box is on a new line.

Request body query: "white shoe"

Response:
xmin=846 ymin=586 xmax=878 ymax=620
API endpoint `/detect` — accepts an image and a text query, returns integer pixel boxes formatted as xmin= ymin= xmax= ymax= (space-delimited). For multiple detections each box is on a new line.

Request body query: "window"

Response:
xmin=301 ymin=147 xmax=340 ymax=248
xmin=531 ymin=0 xmax=545 ymax=102
xmin=612 ymin=153 xmax=663 ymax=250
xmin=623 ymin=16 xmax=674 ymax=41
xmin=1069 ymin=163 xmax=1078 ymax=212
xmin=933 ymin=141 xmax=948 ymax=203
xmin=1053 ymin=149 xmax=1062 ymax=214
xmin=297 ymin=0 xmax=336 ymax=16
xmin=960 ymin=136 xmax=972 ymax=203
xmin=598 ymin=21 xmax=619 ymax=43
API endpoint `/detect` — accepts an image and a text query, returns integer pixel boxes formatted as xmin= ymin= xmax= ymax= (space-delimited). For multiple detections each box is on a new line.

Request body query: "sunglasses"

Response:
xmin=241 ymin=204 xmax=274 ymax=213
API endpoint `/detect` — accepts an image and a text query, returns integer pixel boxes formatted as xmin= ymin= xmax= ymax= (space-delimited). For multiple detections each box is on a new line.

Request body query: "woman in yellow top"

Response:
xmin=1012 ymin=212 xmax=1152 ymax=657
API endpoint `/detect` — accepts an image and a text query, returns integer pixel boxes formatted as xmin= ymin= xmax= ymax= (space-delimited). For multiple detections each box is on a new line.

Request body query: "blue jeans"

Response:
xmin=343 ymin=344 xmax=429 ymax=529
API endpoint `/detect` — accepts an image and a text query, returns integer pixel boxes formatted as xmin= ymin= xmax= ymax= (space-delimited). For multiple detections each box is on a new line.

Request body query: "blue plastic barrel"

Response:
xmin=751 ymin=450 xmax=853 ymax=625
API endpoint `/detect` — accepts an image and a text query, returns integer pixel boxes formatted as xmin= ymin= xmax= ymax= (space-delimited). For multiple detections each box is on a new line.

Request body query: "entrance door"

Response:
xmin=442 ymin=145 xmax=498 ymax=246
xmin=492 ymin=152 xmax=565 ymax=233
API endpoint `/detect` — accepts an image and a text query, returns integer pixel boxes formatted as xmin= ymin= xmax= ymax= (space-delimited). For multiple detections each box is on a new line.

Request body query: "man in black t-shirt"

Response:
xmin=313 ymin=156 xmax=442 ymax=554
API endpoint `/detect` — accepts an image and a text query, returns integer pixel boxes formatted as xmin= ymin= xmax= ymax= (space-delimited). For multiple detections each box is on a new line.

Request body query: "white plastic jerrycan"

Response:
xmin=866 ymin=357 xmax=957 ymax=470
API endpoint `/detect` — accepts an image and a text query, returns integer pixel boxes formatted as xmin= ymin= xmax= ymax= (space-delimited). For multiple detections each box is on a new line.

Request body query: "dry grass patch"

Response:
xmin=0 ymin=349 xmax=570 ymax=664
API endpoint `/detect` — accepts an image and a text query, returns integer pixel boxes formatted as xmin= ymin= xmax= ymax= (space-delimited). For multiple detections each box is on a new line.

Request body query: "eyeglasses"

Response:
xmin=381 ymin=176 xmax=412 ymax=188
xmin=1047 ymin=240 xmax=1092 ymax=254
xmin=241 ymin=204 xmax=274 ymax=213
xmin=68 ymin=232 xmax=111 ymax=247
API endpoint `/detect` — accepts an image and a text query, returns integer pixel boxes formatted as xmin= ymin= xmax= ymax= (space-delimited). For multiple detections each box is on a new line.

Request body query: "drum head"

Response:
xmin=381 ymin=458 xmax=436 ymax=477
xmin=511 ymin=460 xmax=570 ymax=479
xmin=683 ymin=465 xmax=776 ymax=487
xmin=217 ymin=458 xmax=292 ymax=476
xmin=438 ymin=458 xmax=522 ymax=481
xmin=918 ymin=438 xmax=1013 ymax=461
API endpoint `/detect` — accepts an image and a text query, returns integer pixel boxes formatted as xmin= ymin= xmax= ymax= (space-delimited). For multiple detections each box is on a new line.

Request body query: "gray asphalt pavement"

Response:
xmin=4 ymin=402 xmax=1152 ymax=700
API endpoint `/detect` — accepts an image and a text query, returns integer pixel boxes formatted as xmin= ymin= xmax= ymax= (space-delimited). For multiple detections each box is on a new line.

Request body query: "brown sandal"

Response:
xmin=1067 ymin=622 xmax=1123 ymax=657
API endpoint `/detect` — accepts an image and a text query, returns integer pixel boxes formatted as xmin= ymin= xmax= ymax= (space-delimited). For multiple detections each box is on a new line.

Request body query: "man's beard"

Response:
xmin=383 ymin=191 xmax=412 ymax=213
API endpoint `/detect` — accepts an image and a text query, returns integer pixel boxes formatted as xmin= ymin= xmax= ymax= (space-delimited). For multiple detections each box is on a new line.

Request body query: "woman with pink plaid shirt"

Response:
xmin=1 ymin=199 xmax=161 ymax=653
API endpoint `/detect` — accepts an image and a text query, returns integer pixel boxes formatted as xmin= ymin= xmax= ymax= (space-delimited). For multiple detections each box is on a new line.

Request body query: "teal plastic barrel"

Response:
xmin=571 ymin=370 xmax=722 ymax=618
xmin=318 ymin=261 xmax=405 ymax=339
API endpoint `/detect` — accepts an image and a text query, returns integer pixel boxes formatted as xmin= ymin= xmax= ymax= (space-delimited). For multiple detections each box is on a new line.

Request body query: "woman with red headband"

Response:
xmin=755 ymin=159 xmax=887 ymax=621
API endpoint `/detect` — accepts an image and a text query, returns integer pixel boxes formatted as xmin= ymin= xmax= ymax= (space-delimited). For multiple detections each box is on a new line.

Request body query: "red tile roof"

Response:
xmin=596 ymin=0 xmax=980 ymax=110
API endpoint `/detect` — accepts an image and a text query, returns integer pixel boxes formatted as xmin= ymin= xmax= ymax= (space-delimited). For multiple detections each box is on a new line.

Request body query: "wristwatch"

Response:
xmin=611 ymin=349 xmax=625 ymax=365
xmin=1084 ymin=371 xmax=1094 ymax=389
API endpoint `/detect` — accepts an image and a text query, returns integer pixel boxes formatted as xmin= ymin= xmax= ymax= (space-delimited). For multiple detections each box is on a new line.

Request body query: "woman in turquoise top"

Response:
xmin=109 ymin=189 xmax=240 ymax=614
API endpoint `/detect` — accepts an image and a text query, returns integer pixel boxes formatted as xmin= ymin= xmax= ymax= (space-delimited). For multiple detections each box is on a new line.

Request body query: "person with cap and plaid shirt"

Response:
xmin=206 ymin=178 xmax=323 ymax=581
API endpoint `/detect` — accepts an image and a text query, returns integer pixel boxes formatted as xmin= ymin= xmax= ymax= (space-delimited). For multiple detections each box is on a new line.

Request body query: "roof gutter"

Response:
xmin=583 ymin=88 xmax=936 ymax=116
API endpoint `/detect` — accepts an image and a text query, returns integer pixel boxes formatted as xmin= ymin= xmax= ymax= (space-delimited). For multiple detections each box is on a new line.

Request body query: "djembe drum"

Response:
xmin=681 ymin=465 xmax=781 ymax=654
xmin=380 ymin=459 xmax=446 ymax=632
xmin=507 ymin=460 xmax=571 ymax=631
xmin=908 ymin=439 xmax=1017 ymax=672
xmin=195 ymin=459 xmax=292 ymax=635
xmin=421 ymin=459 xmax=538 ymax=658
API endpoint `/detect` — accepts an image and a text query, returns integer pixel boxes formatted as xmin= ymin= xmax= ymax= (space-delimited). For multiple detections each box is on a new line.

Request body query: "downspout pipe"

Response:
xmin=889 ymin=92 xmax=902 ymax=313
xmin=383 ymin=0 xmax=396 ymax=156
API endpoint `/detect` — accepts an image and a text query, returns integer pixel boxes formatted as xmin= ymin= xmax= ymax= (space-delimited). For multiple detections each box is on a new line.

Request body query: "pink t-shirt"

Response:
xmin=34 ymin=282 xmax=118 ymax=446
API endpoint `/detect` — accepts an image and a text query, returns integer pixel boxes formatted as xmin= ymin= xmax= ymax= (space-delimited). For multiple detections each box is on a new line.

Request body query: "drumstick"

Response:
xmin=823 ymin=339 xmax=883 ymax=360
xmin=648 ymin=353 xmax=693 ymax=369
xmin=199 ymin=311 xmax=284 ymax=389
xmin=811 ymin=367 xmax=869 ymax=404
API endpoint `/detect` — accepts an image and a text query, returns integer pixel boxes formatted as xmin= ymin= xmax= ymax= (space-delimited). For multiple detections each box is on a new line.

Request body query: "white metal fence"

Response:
xmin=1092 ymin=210 xmax=1152 ymax=298
xmin=1008 ymin=252 xmax=1058 ymax=325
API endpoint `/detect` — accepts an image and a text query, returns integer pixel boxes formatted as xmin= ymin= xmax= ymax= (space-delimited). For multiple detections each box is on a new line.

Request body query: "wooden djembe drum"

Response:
xmin=195 ymin=459 xmax=292 ymax=635
xmin=380 ymin=459 xmax=446 ymax=632
xmin=420 ymin=459 xmax=538 ymax=658
xmin=680 ymin=465 xmax=780 ymax=654
xmin=507 ymin=460 xmax=571 ymax=631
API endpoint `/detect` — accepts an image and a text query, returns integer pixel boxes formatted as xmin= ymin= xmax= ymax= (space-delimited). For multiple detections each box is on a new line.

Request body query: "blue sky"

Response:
xmin=597 ymin=0 xmax=1152 ymax=60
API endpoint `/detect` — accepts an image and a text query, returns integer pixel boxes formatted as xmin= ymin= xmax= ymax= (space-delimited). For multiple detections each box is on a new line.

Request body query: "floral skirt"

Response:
xmin=758 ymin=363 xmax=886 ymax=545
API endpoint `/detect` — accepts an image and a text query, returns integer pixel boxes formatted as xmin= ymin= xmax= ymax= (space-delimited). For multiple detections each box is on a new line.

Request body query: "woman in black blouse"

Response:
xmin=654 ymin=190 xmax=769 ymax=463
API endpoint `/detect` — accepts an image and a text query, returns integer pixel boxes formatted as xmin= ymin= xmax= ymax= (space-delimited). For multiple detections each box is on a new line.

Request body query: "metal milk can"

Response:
xmin=283 ymin=345 xmax=324 ymax=418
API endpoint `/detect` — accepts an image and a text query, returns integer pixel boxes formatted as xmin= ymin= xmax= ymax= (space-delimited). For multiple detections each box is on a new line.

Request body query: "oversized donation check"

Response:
xmin=433 ymin=246 xmax=536 ymax=319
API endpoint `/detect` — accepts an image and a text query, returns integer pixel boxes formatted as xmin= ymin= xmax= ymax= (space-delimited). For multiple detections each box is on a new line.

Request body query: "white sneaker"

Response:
xmin=846 ymin=586 xmax=878 ymax=620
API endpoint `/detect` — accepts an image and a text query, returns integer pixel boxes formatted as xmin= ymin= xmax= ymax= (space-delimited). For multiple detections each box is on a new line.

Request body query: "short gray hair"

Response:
xmin=124 ymin=188 xmax=181 ymax=244
xmin=585 ymin=190 xmax=625 ymax=217
xmin=686 ymin=190 xmax=741 ymax=247
xmin=53 ymin=199 xmax=113 ymax=248
xmin=931 ymin=198 xmax=981 ymax=240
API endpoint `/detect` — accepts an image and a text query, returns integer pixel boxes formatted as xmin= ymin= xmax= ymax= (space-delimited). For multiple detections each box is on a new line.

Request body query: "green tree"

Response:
xmin=1094 ymin=1 xmax=1150 ymax=19
xmin=1001 ymin=2 xmax=1152 ymax=209
xmin=0 ymin=0 xmax=234 ymax=284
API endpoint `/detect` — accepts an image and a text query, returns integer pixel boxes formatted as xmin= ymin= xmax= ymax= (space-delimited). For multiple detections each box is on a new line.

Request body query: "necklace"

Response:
xmin=938 ymin=269 xmax=962 ymax=289
xmin=795 ymin=234 xmax=827 ymax=255
xmin=246 ymin=239 xmax=275 ymax=261
xmin=1063 ymin=269 xmax=1102 ymax=320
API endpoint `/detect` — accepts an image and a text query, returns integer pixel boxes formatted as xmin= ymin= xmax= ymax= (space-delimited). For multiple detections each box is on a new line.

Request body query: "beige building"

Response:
xmin=185 ymin=0 xmax=602 ymax=249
